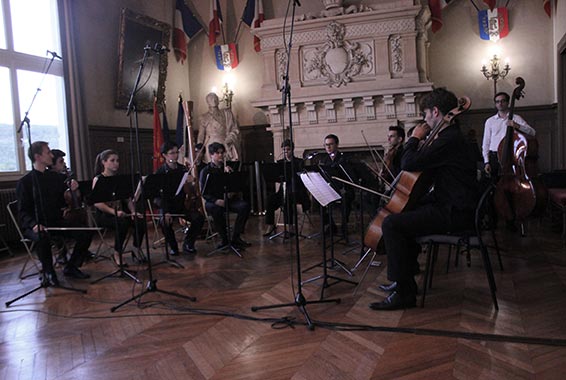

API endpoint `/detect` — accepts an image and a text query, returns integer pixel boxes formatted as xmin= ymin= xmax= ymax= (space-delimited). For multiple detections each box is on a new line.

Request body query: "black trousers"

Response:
xmin=160 ymin=207 xmax=205 ymax=251
xmin=206 ymin=199 xmax=250 ymax=242
xmin=24 ymin=220 xmax=93 ymax=273
xmin=95 ymin=212 xmax=147 ymax=253
xmin=382 ymin=203 xmax=474 ymax=283
xmin=265 ymin=190 xmax=311 ymax=225
xmin=488 ymin=151 xmax=500 ymax=179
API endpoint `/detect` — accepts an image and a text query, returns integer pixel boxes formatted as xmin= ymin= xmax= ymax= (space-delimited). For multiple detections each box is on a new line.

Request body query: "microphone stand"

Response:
xmin=7 ymin=53 xmax=86 ymax=307
xmin=251 ymin=0 xmax=339 ymax=330
xmin=111 ymin=44 xmax=196 ymax=313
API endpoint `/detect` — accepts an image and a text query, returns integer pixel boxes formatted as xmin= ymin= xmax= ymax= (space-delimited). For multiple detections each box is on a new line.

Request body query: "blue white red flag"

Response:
xmin=242 ymin=0 xmax=264 ymax=52
xmin=174 ymin=0 xmax=203 ymax=63
xmin=214 ymin=43 xmax=239 ymax=71
xmin=478 ymin=7 xmax=509 ymax=42
xmin=209 ymin=0 xmax=223 ymax=46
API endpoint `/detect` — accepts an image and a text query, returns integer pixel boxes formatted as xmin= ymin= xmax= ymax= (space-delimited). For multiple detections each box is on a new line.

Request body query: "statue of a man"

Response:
xmin=197 ymin=92 xmax=240 ymax=163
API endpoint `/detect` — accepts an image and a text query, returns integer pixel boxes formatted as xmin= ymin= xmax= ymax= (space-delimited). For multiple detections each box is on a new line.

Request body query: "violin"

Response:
xmin=494 ymin=77 xmax=536 ymax=224
xmin=364 ymin=97 xmax=471 ymax=251
xmin=63 ymin=168 xmax=88 ymax=226
xmin=182 ymin=100 xmax=205 ymax=215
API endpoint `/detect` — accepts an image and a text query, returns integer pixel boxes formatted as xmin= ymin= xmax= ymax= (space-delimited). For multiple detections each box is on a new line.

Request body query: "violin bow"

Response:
xmin=361 ymin=130 xmax=394 ymax=188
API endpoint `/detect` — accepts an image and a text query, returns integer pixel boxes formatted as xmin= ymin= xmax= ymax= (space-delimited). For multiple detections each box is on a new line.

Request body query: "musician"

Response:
xmin=382 ymin=126 xmax=406 ymax=181
xmin=319 ymin=134 xmax=356 ymax=236
xmin=199 ymin=142 xmax=251 ymax=249
xmin=48 ymin=149 xmax=68 ymax=174
xmin=16 ymin=141 xmax=92 ymax=285
xmin=92 ymin=149 xmax=147 ymax=266
xmin=482 ymin=91 xmax=535 ymax=178
xmin=155 ymin=141 xmax=205 ymax=255
xmin=263 ymin=139 xmax=311 ymax=236
xmin=369 ymin=88 xmax=478 ymax=311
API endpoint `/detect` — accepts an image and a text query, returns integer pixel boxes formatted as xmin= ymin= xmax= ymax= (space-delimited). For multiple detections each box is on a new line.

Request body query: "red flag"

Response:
xmin=153 ymin=98 xmax=164 ymax=171
xmin=429 ymin=0 xmax=453 ymax=33
xmin=209 ymin=0 xmax=223 ymax=46
xmin=483 ymin=0 xmax=496 ymax=10
xmin=543 ymin=0 xmax=551 ymax=17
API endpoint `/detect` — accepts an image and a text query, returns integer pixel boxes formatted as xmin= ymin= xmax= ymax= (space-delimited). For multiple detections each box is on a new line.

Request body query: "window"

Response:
xmin=0 ymin=0 xmax=69 ymax=176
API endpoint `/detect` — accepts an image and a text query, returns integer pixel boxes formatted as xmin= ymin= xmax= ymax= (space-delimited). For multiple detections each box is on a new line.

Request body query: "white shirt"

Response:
xmin=481 ymin=112 xmax=535 ymax=164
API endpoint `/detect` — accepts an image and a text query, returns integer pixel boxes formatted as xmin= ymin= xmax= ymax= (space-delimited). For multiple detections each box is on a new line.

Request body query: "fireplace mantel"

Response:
xmin=251 ymin=0 xmax=432 ymax=157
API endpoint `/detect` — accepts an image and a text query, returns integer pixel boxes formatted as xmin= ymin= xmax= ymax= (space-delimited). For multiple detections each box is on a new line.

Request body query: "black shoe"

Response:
xmin=183 ymin=242 xmax=196 ymax=254
xmin=232 ymin=237 xmax=251 ymax=248
xmin=263 ymin=225 xmax=277 ymax=237
xmin=41 ymin=271 xmax=59 ymax=287
xmin=63 ymin=266 xmax=90 ymax=280
xmin=369 ymin=291 xmax=416 ymax=311
xmin=379 ymin=281 xmax=398 ymax=292
xmin=169 ymin=249 xmax=179 ymax=256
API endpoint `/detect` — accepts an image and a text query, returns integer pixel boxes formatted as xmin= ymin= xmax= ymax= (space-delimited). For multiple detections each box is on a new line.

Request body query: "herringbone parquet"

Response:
xmin=1 ymin=215 xmax=565 ymax=380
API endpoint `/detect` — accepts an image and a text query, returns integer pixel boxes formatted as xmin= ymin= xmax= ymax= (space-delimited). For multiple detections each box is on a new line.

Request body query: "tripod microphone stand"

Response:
xmin=111 ymin=43 xmax=196 ymax=312
xmin=250 ymin=0 xmax=339 ymax=330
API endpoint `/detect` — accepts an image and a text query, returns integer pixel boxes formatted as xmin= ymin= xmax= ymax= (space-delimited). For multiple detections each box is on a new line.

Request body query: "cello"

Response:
xmin=493 ymin=77 xmax=536 ymax=226
xmin=364 ymin=97 xmax=472 ymax=251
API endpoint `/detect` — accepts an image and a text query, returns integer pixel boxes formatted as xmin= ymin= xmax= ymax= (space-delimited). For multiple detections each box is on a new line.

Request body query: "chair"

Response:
xmin=0 ymin=224 xmax=14 ymax=257
xmin=6 ymin=200 xmax=41 ymax=279
xmin=415 ymin=183 xmax=500 ymax=310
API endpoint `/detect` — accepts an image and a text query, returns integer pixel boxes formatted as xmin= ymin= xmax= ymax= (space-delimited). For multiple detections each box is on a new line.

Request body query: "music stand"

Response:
xmin=262 ymin=162 xmax=295 ymax=240
xmin=299 ymin=172 xmax=358 ymax=297
xmin=203 ymin=171 xmax=246 ymax=257
xmin=87 ymin=174 xmax=140 ymax=284
xmin=142 ymin=173 xmax=186 ymax=269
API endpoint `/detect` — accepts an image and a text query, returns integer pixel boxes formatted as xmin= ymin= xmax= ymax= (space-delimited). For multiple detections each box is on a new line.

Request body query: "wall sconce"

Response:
xmin=481 ymin=54 xmax=511 ymax=96
xmin=221 ymin=82 xmax=234 ymax=109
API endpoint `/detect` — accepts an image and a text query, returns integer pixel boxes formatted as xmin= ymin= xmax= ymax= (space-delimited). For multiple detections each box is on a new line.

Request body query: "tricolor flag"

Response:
xmin=153 ymin=98 xmax=165 ymax=171
xmin=209 ymin=0 xmax=223 ymax=46
xmin=214 ymin=43 xmax=239 ymax=71
xmin=478 ymin=7 xmax=509 ymax=42
xmin=543 ymin=0 xmax=551 ymax=18
xmin=174 ymin=0 xmax=203 ymax=64
xmin=429 ymin=0 xmax=454 ymax=33
xmin=242 ymin=0 xmax=264 ymax=52
xmin=161 ymin=104 xmax=171 ymax=143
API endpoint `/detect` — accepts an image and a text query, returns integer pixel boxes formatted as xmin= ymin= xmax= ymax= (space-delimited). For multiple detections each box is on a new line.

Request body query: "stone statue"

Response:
xmin=197 ymin=92 xmax=240 ymax=163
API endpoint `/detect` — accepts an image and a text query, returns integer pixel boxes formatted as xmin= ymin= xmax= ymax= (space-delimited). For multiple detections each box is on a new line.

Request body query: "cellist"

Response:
xmin=369 ymin=88 xmax=478 ymax=311
xmin=154 ymin=141 xmax=205 ymax=255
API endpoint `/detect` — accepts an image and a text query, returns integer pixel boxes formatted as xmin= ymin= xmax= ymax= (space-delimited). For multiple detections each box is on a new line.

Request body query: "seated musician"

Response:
xmin=16 ymin=141 xmax=93 ymax=285
xmin=199 ymin=142 xmax=251 ymax=249
xmin=369 ymin=88 xmax=479 ymax=311
xmin=318 ymin=134 xmax=356 ymax=236
xmin=92 ymin=149 xmax=147 ymax=266
xmin=263 ymin=139 xmax=311 ymax=237
xmin=154 ymin=141 xmax=205 ymax=255
xmin=383 ymin=125 xmax=405 ymax=181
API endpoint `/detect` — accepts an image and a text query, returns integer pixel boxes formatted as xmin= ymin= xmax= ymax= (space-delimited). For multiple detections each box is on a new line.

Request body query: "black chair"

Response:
xmin=415 ymin=183 xmax=500 ymax=310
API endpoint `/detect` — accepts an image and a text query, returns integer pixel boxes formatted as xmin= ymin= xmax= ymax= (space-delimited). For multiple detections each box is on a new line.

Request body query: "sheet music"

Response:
xmin=175 ymin=172 xmax=190 ymax=196
xmin=300 ymin=172 xmax=341 ymax=207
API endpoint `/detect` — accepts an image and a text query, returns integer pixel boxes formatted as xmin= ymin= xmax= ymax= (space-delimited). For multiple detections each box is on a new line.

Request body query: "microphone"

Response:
xmin=306 ymin=152 xmax=319 ymax=160
xmin=46 ymin=50 xmax=62 ymax=60
xmin=153 ymin=43 xmax=170 ymax=54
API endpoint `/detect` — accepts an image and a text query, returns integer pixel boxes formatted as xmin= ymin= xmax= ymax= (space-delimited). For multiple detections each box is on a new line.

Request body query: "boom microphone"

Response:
xmin=46 ymin=50 xmax=62 ymax=60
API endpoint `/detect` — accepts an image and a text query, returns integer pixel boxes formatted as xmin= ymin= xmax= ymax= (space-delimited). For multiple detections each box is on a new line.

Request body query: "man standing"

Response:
xmin=482 ymin=92 xmax=535 ymax=178
xmin=16 ymin=141 xmax=92 ymax=285
xmin=369 ymin=88 xmax=478 ymax=311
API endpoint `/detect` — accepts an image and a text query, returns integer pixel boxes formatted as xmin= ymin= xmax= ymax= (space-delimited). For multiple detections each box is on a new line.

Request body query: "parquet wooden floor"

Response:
xmin=0 ymin=214 xmax=565 ymax=380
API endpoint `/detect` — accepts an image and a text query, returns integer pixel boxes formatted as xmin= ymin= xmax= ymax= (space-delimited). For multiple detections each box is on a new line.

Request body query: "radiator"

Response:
xmin=0 ymin=188 xmax=18 ymax=243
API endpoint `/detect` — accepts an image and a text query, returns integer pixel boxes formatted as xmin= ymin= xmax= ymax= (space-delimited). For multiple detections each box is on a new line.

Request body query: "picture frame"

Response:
xmin=115 ymin=8 xmax=170 ymax=112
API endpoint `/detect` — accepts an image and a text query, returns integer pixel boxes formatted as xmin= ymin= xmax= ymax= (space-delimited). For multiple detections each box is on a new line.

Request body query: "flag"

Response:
xmin=176 ymin=96 xmax=185 ymax=148
xmin=483 ymin=0 xmax=496 ymax=10
xmin=153 ymin=98 xmax=164 ymax=171
xmin=242 ymin=0 xmax=264 ymax=52
xmin=174 ymin=0 xmax=203 ymax=63
xmin=214 ymin=43 xmax=239 ymax=71
xmin=161 ymin=105 xmax=171 ymax=143
xmin=429 ymin=0 xmax=454 ymax=33
xmin=478 ymin=7 xmax=509 ymax=42
xmin=543 ymin=0 xmax=551 ymax=17
xmin=209 ymin=0 xmax=223 ymax=46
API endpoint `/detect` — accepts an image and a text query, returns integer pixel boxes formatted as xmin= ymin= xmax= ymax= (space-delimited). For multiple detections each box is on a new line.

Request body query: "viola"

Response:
xmin=62 ymin=169 xmax=88 ymax=226
xmin=494 ymin=77 xmax=537 ymax=224
xmin=182 ymin=100 xmax=205 ymax=215
xmin=363 ymin=97 xmax=471 ymax=251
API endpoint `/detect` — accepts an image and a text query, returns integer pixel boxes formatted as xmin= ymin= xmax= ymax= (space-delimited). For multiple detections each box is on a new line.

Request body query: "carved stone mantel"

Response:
xmin=250 ymin=0 xmax=433 ymax=157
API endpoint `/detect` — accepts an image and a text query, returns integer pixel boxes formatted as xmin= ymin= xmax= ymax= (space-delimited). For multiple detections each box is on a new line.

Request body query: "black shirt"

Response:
xmin=199 ymin=162 xmax=225 ymax=204
xmin=154 ymin=163 xmax=189 ymax=214
xmin=401 ymin=124 xmax=478 ymax=212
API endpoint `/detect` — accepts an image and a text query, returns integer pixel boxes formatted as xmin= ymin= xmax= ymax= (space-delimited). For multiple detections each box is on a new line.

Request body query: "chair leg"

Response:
xmin=445 ymin=245 xmax=452 ymax=274
xmin=428 ymin=244 xmax=439 ymax=289
xmin=420 ymin=242 xmax=433 ymax=308
xmin=479 ymin=244 xmax=499 ymax=310
xmin=491 ymin=230 xmax=504 ymax=271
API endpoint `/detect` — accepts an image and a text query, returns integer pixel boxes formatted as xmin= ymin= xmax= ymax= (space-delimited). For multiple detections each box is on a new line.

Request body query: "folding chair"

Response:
xmin=0 ymin=224 xmax=14 ymax=257
xmin=7 ymin=201 xmax=40 ymax=279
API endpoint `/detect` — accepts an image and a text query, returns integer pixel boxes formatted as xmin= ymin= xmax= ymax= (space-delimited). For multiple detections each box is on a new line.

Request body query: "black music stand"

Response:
xmin=203 ymin=170 xmax=246 ymax=257
xmin=143 ymin=172 xmax=186 ymax=269
xmin=262 ymin=162 xmax=294 ymax=240
xmin=87 ymin=174 xmax=140 ymax=284
xmin=299 ymin=172 xmax=358 ymax=298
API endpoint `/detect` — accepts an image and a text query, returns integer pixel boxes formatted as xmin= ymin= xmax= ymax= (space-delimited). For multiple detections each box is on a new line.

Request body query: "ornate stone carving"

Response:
xmin=324 ymin=100 xmax=337 ymax=123
xmin=344 ymin=98 xmax=356 ymax=122
xmin=363 ymin=96 xmax=376 ymax=121
xmin=389 ymin=35 xmax=403 ymax=75
xmin=305 ymin=102 xmax=318 ymax=124
xmin=276 ymin=49 xmax=288 ymax=90
xmin=303 ymin=22 xmax=372 ymax=87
